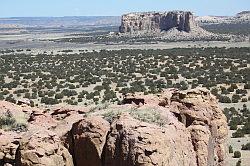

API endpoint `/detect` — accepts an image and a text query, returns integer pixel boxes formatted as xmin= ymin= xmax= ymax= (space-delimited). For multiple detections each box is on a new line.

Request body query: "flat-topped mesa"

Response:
xmin=119 ymin=11 xmax=199 ymax=33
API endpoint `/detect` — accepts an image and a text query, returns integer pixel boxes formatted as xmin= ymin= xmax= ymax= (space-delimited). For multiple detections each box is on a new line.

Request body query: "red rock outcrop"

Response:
xmin=70 ymin=117 xmax=110 ymax=166
xmin=103 ymin=114 xmax=196 ymax=166
xmin=169 ymin=88 xmax=228 ymax=166
xmin=0 ymin=130 xmax=21 ymax=166
xmin=122 ymin=88 xmax=228 ymax=166
xmin=17 ymin=129 xmax=74 ymax=166
xmin=0 ymin=88 xmax=228 ymax=166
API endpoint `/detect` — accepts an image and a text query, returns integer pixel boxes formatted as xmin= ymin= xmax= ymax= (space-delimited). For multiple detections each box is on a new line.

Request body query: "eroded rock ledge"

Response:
xmin=0 ymin=88 xmax=228 ymax=166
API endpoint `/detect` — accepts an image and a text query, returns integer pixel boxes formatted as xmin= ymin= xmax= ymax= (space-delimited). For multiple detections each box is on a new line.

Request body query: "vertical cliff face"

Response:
xmin=119 ymin=11 xmax=198 ymax=33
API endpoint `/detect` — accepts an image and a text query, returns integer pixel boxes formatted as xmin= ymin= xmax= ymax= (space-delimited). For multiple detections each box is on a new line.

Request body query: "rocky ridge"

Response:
xmin=0 ymin=88 xmax=228 ymax=166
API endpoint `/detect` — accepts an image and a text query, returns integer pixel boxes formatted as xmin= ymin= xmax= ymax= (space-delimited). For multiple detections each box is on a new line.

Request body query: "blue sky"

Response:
xmin=1 ymin=0 xmax=249 ymax=17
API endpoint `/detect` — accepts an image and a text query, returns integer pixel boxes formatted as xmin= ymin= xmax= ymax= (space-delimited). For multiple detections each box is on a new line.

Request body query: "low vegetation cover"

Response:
xmin=229 ymin=145 xmax=234 ymax=153
xmin=0 ymin=110 xmax=27 ymax=131
xmin=241 ymin=143 xmax=250 ymax=150
xmin=224 ymin=105 xmax=250 ymax=138
xmin=201 ymin=23 xmax=250 ymax=36
xmin=233 ymin=151 xmax=241 ymax=158
xmin=236 ymin=159 xmax=241 ymax=166
xmin=0 ymin=47 xmax=249 ymax=107
xmin=102 ymin=107 xmax=166 ymax=126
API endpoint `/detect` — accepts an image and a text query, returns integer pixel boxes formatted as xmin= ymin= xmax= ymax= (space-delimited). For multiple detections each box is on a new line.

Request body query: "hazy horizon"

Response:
xmin=0 ymin=12 xmax=248 ymax=19
xmin=1 ymin=0 xmax=249 ymax=18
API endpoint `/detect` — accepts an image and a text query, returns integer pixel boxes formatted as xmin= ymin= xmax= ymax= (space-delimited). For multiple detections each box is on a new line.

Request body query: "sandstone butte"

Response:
xmin=117 ymin=11 xmax=226 ymax=41
xmin=119 ymin=11 xmax=198 ymax=33
xmin=0 ymin=88 xmax=228 ymax=166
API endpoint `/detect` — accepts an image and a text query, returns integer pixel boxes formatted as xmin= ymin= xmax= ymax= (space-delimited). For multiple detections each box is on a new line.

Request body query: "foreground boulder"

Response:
xmin=69 ymin=117 xmax=110 ymax=166
xmin=170 ymin=88 xmax=228 ymax=166
xmin=0 ymin=88 xmax=228 ymax=166
xmin=123 ymin=88 xmax=228 ymax=166
xmin=103 ymin=114 xmax=196 ymax=166
xmin=18 ymin=129 xmax=74 ymax=166
xmin=0 ymin=130 xmax=21 ymax=165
